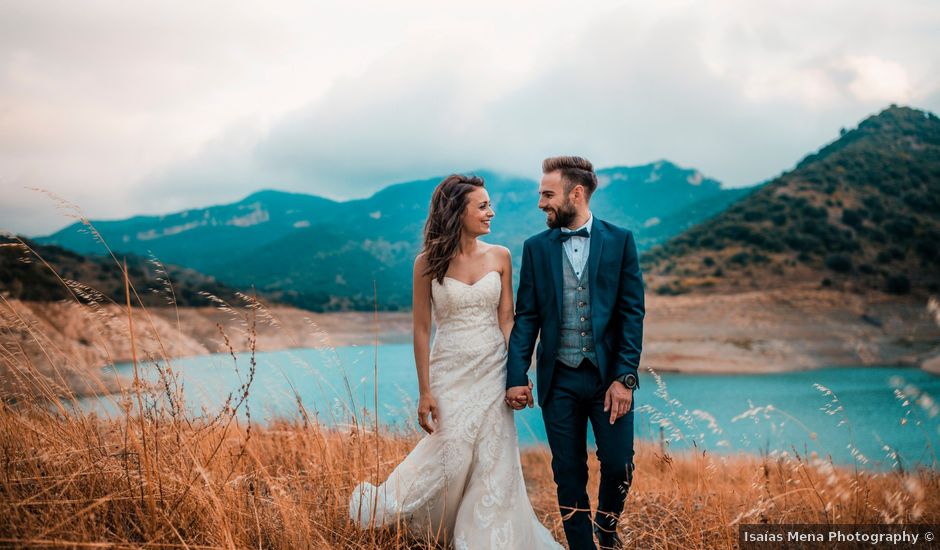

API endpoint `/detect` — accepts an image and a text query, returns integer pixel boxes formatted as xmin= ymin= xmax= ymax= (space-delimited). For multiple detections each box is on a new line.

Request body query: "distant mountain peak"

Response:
xmin=595 ymin=161 xmax=723 ymax=199
xmin=243 ymin=188 xmax=291 ymax=199
xmin=797 ymin=105 xmax=940 ymax=171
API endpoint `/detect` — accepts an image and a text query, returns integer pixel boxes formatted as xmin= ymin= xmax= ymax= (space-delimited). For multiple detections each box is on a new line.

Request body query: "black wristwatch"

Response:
xmin=615 ymin=373 xmax=638 ymax=390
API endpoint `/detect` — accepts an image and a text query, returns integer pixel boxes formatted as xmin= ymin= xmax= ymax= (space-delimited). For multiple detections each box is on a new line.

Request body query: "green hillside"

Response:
xmin=0 ymin=236 xmax=245 ymax=307
xmin=643 ymin=105 xmax=940 ymax=297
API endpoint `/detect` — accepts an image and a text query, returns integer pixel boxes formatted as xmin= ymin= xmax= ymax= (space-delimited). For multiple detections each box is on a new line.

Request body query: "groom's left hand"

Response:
xmin=604 ymin=381 xmax=633 ymax=425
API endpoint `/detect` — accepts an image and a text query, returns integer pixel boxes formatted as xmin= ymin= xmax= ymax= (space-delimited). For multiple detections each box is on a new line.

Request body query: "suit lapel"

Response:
xmin=588 ymin=219 xmax=605 ymax=292
xmin=589 ymin=219 xmax=606 ymax=338
xmin=548 ymin=230 xmax=564 ymax=319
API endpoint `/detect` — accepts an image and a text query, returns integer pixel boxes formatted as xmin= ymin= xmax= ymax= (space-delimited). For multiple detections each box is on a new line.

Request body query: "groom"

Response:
xmin=506 ymin=156 xmax=645 ymax=550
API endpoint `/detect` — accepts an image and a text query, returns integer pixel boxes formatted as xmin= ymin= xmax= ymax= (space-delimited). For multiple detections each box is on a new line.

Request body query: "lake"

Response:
xmin=82 ymin=343 xmax=940 ymax=470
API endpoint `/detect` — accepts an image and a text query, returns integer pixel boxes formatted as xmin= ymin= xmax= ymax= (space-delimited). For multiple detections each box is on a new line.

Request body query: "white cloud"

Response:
xmin=845 ymin=55 xmax=913 ymax=103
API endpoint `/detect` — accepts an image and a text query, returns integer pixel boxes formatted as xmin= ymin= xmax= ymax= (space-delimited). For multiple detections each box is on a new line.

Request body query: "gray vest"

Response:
xmin=557 ymin=252 xmax=598 ymax=368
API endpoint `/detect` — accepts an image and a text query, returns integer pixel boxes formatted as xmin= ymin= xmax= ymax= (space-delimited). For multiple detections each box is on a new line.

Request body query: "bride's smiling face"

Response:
xmin=462 ymin=187 xmax=494 ymax=237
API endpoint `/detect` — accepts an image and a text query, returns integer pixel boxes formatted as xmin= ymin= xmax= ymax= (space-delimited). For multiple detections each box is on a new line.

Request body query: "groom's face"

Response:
xmin=539 ymin=171 xmax=577 ymax=229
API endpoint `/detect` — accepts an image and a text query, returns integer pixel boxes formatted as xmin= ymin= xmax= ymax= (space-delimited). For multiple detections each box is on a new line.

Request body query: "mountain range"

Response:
xmin=28 ymin=104 xmax=939 ymax=311
xmin=37 ymin=162 xmax=753 ymax=310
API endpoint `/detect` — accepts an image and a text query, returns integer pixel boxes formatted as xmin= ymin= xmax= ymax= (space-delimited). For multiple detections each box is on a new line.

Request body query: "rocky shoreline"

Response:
xmin=1 ymin=287 xmax=938 ymax=397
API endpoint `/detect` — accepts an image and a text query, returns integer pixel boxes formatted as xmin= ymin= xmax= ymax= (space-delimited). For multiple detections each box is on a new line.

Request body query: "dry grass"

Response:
xmin=1 ymin=396 xmax=938 ymax=549
xmin=1 ymin=215 xmax=939 ymax=549
xmin=0 ymin=311 xmax=936 ymax=550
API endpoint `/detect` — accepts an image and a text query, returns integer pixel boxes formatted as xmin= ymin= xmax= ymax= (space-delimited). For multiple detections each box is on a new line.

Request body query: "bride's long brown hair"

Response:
xmin=422 ymin=174 xmax=486 ymax=283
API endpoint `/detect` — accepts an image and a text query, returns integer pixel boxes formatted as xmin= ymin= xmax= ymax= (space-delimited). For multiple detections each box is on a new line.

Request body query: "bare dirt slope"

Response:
xmin=642 ymin=286 xmax=939 ymax=373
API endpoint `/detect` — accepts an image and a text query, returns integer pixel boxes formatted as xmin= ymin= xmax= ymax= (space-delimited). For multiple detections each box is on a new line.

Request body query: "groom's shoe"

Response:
xmin=593 ymin=525 xmax=623 ymax=550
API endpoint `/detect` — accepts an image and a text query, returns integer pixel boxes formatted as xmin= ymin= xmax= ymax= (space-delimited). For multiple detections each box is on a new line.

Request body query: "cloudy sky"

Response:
xmin=2 ymin=0 xmax=938 ymax=236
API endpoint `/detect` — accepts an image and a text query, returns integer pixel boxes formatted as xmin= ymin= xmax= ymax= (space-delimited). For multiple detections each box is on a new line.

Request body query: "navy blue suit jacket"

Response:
xmin=506 ymin=217 xmax=645 ymax=406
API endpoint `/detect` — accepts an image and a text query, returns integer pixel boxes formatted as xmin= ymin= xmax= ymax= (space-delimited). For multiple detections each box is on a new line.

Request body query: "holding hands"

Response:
xmin=505 ymin=379 xmax=535 ymax=410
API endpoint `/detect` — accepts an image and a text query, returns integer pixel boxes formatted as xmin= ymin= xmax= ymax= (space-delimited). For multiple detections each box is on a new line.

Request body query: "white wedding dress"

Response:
xmin=349 ymin=270 xmax=562 ymax=549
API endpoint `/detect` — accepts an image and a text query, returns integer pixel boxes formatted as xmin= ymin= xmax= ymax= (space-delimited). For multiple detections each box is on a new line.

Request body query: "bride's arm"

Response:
xmin=496 ymin=246 xmax=514 ymax=346
xmin=413 ymin=253 xmax=437 ymax=434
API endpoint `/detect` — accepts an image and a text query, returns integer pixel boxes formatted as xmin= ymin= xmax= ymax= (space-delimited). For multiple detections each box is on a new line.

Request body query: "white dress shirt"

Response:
xmin=560 ymin=213 xmax=593 ymax=279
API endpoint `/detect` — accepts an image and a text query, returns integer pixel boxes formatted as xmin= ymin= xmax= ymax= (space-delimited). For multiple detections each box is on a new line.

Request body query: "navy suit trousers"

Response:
xmin=541 ymin=359 xmax=635 ymax=550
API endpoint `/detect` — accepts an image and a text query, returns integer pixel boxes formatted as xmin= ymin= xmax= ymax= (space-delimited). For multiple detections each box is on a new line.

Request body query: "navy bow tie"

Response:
xmin=559 ymin=228 xmax=590 ymax=241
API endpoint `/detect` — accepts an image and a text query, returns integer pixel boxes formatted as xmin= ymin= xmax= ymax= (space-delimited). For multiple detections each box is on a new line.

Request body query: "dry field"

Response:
xmin=1 ymin=294 xmax=938 ymax=549
xmin=1 ymin=234 xmax=939 ymax=549
xmin=0 ymin=394 xmax=938 ymax=549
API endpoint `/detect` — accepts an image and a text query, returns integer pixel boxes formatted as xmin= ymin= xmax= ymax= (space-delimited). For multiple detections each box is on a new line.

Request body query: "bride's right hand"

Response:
xmin=417 ymin=393 xmax=439 ymax=434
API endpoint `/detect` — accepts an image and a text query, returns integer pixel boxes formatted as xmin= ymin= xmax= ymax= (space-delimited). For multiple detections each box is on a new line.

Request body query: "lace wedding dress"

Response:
xmin=349 ymin=270 xmax=562 ymax=549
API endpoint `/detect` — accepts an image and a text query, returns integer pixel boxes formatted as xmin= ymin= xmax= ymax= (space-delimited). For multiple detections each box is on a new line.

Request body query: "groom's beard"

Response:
xmin=544 ymin=200 xmax=578 ymax=229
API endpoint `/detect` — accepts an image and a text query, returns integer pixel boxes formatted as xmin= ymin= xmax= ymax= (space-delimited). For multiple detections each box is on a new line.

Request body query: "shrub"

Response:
xmin=866 ymin=228 xmax=886 ymax=244
xmin=915 ymin=236 xmax=939 ymax=263
xmin=784 ymin=233 xmax=821 ymax=253
xmin=824 ymin=254 xmax=853 ymax=273
xmin=728 ymin=252 xmax=750 ymax=266
xmin=885 ymin=219 xmax=915 ymax=239
xmin=655 ymin=283 xmax=687 ymax=296
xmin=751 ymin=253 xmax=770 ymax=264
xmin=862 ymin=195 xmax=882 ymax=211
xmin=903 ymin=191 xmax=940 ymax=213
xmin=762 ymin=236 xmax=786 ymax=253
xmin=884 ymin=274 xmax=911 ymax=295
xmin=743 ymin=210 xmax=764 ymax=222
xmin=716 ymin=224 xmax=757 ymax=243
xmin=799 ymin=220 xmax=818 ymax=234
xmin=802 ymin=204 xmax=828 ymax=219
xmin=841 ymin=209 xmax=863 ymax=228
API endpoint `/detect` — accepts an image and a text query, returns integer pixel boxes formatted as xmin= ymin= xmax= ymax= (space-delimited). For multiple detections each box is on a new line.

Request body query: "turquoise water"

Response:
xmin=84 ymin=344 xmax=940 ymax=470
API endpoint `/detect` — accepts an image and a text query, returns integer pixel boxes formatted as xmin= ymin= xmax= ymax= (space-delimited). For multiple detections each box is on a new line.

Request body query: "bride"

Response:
xmin=349 ymin=174 xmax=562 ymax=549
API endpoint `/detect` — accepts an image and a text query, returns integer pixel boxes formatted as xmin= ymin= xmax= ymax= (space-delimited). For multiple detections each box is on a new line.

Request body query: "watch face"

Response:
xmin=625 ymin=374 xmax=637 ymax=388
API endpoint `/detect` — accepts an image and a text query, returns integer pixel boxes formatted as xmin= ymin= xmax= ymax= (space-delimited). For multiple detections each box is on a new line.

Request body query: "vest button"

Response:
xmin=581 ymin=331 xmax=586 ymax=336
xmin=580 ymin=317 xmax=586 ymax=322
xmin=582 ymin=347 xmax=588 ymax=352
xmin=577 ymin=286 xmax=584 ymax=291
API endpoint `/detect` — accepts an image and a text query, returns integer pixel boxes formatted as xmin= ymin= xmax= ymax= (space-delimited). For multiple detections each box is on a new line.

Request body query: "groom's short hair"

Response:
xmin=542 ymin=156 xmax=598 ymax=199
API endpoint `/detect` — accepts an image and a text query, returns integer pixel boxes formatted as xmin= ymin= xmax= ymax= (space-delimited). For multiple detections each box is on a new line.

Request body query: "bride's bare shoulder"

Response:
xmin=414 ymin=252 xmax=431 ymax=275
xmin=480 ymin=243 xmax=512 ymax=274
xmin=478 ymin=241 xmax=510 ymax=257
